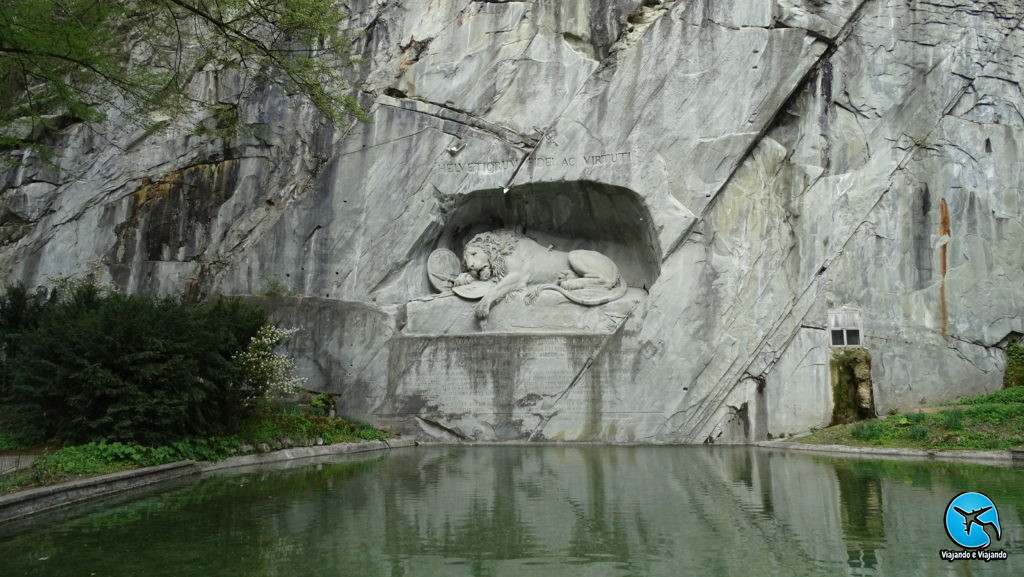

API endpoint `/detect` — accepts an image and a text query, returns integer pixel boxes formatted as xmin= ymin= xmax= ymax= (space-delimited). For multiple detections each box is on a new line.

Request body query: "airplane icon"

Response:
xmin=953 ymin=506 xmax=1002 ymax=540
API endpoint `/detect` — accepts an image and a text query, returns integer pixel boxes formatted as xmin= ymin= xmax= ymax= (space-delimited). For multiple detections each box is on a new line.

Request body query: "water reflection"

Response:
xmin=1 ymin=447 xmax=1021 ymax=576
xmin=835 ymin=465 xmax=885 ymax=573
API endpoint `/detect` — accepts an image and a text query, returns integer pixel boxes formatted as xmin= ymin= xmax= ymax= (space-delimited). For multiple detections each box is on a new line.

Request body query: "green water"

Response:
xmin=1 ymin=446 xmax=1021 ymax=576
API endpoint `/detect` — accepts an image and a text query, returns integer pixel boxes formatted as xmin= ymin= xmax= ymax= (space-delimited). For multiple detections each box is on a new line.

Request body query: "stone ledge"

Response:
xmin=198 ymin=437 xmax=416 ymax=472
xmin=0 ymin=461 xmax=198 ymax=523
xmin=758 ymin=440 xmax=1014 ymax=465
xmin=0 ymin=438 xmax=417 ymax=524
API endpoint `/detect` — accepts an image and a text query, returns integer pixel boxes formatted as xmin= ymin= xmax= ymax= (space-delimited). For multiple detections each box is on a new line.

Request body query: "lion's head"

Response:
xmin=462 ymin=230 xmax=519 ymax=281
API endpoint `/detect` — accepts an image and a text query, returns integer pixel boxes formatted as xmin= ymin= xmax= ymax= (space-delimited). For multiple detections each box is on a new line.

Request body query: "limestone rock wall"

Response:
xmin=1 ymin=0 xmax=1021 ymax=443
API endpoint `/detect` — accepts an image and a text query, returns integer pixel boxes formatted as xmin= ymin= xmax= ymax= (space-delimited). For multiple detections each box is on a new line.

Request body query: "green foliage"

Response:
xmin=0 ymin=283 xmax=44 ymax=382
xmin=234 ymin=325 xmax=306 ymax=404
xmin=905 ymin=412 xmax=925 ymax=424
xmin=0 ymin=433 xmax=18 ymax=451
xmin=0 ymin=282 xmax=267 ymax=445
xmin=353 ymin=424 xmax=390 ymax=441
xmin=829 ymin=348 xmax=874 ymax=425
xmin=850 ymin=420 xmax=883 ymax=441
xmin=965 ymin=403 xmax=1024 ymax=425
xmin=260 ymin=273 xmax=290 ymax=297
xmin=803 ymin=385 xmax=1024 ymax=451
xmin=4 ymin=407 xmax=390 ymax=492
xmin=1004 ymin=342 xmax=1024 ymax=388
xmin=309 ymin=392 xmax=334 ymax=416
xmin=0 ymin=0 xmax=366 ymax=150
xmin=29 ymin=438 xmax=238 ymax=482
xmin=941 ymin=409 xmax=964 ymax=430
xmin=907 ymin=424 xmax=929 ymax=441
xmin=959 ymin=386 xmax=1024 ymax=405
xmin=194 ymin=102 xmax=241 ymax=138
xmin=236 ymin=405 xmax=389 ymax=446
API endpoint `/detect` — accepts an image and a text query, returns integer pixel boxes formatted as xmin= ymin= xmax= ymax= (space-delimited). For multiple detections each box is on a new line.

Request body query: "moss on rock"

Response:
xmin=830 ymin=348 xmax=875 ymax=426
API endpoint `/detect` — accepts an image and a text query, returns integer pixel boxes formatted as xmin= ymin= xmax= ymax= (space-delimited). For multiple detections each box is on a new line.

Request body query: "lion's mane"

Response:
xmin=464 ymin=230 xmax=520 ymax=279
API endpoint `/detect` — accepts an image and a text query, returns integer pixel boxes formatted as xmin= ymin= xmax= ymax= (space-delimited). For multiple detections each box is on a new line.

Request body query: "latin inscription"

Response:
xmin=436 ymin=151 xmax=631 ymax=174
xmin=388 ymin=336 xmax=624 ymax=415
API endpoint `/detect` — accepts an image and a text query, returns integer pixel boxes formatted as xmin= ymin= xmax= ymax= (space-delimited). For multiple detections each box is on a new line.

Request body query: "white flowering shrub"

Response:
xmin=233 ymin=324 xmax=306 ymax=404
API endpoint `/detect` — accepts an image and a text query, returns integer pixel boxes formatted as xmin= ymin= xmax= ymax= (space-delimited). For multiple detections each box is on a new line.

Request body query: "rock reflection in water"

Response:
xmin=0 ymin=447 xmax=1021 ymax=577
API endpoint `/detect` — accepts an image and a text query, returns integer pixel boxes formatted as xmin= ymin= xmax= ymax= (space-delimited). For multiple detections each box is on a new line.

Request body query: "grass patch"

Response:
xmin=0 ymin=406 xmax=390 ymax=495
xmin=236 ymin=404 xmax=390 ymax=446
xmin=850 ymin=420 xmax=883 ymax=441
xmin=1005 ymin=342 xmax=1024 ymax=388
xmin=955 ymin=386 xmax=1024 ymax=405
xmin=942 ymin=408 xmax=964 ymax=430
xmin=799 ymin=387 xmax=1024 ymax=451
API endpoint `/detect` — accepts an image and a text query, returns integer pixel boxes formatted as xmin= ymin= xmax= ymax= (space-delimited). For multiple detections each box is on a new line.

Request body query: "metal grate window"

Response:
xmin=829 ymin=308 xmax=864 ymax=347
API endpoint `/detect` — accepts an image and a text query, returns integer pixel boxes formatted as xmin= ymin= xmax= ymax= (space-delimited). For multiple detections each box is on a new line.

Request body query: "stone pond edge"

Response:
xmin=0 ymin=438 xmax=417 ymax=524
xmin=758 ymin=440 xmax=1019 ymax=465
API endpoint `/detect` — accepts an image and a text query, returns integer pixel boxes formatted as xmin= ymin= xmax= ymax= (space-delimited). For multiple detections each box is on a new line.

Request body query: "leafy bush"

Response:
xmin=0 ymin=433 xmax=18 ymax=451
xmin=354 ymin=425 xmax=391 ymax=441
xmin=309 ymin=393 xmax=334 ymax=416
xmin=941 ymin=409 xmax=964 ymax=430
xmin=905 ymin=412 xmax=925 ymax=424
xmin=0 ymin=282 xmax=267 ymax=445
xmin=236 ymin=406 xmax=389 ymax=446
xmin=0 ymin=284 xmax=44 ymax=398
xmin=851 ymin=420 xmax=883 ymax=441
xmin=234 ymin=325 xmax=306 ymax=405
xmin=29 ymin=439 xmax=239 ymax=482
xmin=907 ymin=424 xmax=930 ymax=441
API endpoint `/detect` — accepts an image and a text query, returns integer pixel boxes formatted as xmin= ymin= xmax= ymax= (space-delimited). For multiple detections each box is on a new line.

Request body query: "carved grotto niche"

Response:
xmin=410 ymin=181 xmax=659 ymax=335
xmin=385 ymin=182 xmax=660 ymax=441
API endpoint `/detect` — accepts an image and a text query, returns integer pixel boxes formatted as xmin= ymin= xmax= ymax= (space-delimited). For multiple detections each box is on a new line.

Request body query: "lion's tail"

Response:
xmin=537 ymin=276 xmax=628 ymax=306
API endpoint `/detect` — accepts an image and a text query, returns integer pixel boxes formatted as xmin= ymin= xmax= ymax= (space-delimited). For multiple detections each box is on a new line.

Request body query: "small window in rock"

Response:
xmin=828 ymin=308 xmax=864 ymax=348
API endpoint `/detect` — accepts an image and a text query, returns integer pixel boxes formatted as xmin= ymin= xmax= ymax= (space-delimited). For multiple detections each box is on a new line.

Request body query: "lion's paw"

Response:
xmin=474 ymin=301 xmax=491 ymax=320
xmin=559 ymin=278 xmax=586 ymax=290
xmin=525 ymin=287 xmax=542 ymax=304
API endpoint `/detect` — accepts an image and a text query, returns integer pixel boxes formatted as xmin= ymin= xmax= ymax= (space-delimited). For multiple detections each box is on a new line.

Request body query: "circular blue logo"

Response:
xmin=944 ymin=492 xmax=1002 ymax=549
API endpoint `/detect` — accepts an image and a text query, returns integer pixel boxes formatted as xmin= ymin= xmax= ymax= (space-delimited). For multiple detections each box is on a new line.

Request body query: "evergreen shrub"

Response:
xmin=0 ymin=282 xmax=266 ymax=445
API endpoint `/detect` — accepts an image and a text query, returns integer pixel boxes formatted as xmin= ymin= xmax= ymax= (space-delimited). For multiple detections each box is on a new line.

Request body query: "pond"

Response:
xmin=1 ymin=446 xmax=1021 ymax=576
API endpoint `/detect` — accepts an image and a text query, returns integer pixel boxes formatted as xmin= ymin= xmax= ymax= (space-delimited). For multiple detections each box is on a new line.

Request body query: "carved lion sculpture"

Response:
xmin=452 ymin=229 xmax=627 ymax=324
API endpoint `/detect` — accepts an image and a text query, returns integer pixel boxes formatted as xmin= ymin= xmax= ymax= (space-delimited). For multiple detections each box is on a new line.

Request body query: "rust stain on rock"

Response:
xmin=939 ymin=198 xmax=950 ymax=339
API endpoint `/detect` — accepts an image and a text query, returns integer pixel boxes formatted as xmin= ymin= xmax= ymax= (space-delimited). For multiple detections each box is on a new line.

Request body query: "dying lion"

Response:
xmin=452 ymin=230 xmax=627 ymax=324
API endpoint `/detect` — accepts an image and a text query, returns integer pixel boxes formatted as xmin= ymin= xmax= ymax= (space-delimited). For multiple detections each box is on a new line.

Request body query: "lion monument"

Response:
xmin=452 ymin=229 xmax=627 ymax=324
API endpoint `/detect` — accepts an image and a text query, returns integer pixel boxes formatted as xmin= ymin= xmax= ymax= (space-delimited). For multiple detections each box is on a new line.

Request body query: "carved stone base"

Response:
xmin=404 ymin=288 xmax=646 ymax=335
xmin=377 ymin=333 xmax=648 ymax=442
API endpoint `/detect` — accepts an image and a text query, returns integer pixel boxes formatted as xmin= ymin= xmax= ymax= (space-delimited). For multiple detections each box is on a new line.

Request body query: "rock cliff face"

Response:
xmin=1 ymin=0 xmax=1022 ymax=443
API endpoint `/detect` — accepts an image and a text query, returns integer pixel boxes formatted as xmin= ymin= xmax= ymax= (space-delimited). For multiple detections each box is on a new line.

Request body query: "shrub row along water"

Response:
xmin=0 ymin=282 xmax=389 ymax=490
xmin=0 ymin=282 xmax=268 ymax=445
